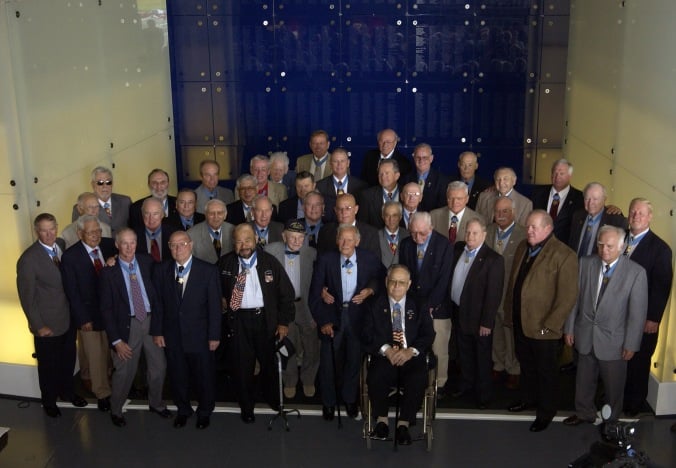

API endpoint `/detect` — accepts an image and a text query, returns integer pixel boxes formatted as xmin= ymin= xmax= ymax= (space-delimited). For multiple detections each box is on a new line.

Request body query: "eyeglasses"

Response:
xmin=387 ymin=279 xmax=408 ymax=287
xmin=168 ymin=241 xmax=191 ymax=249
xmin=96 ymin=180 xmax=113 ymax=186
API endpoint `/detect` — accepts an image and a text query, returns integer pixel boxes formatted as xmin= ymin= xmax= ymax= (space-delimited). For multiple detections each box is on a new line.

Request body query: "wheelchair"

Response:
xmin=360 ymin=352 xmax=437 ymax=451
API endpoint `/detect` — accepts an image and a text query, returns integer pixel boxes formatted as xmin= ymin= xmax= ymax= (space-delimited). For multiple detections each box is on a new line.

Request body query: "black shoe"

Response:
xmin=97 ymin=397 xmax=111 ymax=412
xmin=322 ymin=405 xmax=335 ymax=421
xmin=373 ymin=421 xmax=389 ymax=439
xmin=111 ymin=414 xmax=126 ymax=427
xmin=149 ymin=407 xmax=172 ymax=419
xmin=196 ymin=416 xmax=210 ymax=429
xmin=395 ymin=425 xmax=412 ymax=445
xmin=436 ymin=386 xmax=447 ymax=400
xmin=559 ymin=362 xmax=577 ymax=374
xmin=477 ymin=401 xmax=489 ymax=410
xmin=563 ymin=415 xmax=594 ymax=426
xmin=508 ymin=402 xmax=533 ymax=412
xmin=43 ymin=406 xmax=61 ymax=418
xmin=70 ymin=395 xmax=88 ymax=408
xmin=529 ymin=418 xmax=551 ymax=432
xmin=346 ymin=403 xmax=359 ymax=419
xmin=240 ymin=410 xmax=255 ymax=424
xmin=173 ymin=415 xmax=188 ymax=428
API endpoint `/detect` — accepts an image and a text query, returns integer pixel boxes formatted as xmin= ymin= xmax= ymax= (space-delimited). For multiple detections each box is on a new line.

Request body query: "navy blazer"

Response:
xmin=134 ymin=221 xmax=177 ymax=263
xmin=451 ymin=242 xmax=505 ymax=334
xmin=627 ymin=230 xmax=673 ymax=323
xmin=316 ymin=221 xmax=380 ymax=258
xmin=401 ymin=168 xmax=449 ymax=212
xmin=357 ymin=185 xmax=402 ymax=229
xmin=531 ymin=185 xmax=584 ymax=242
xmin=165 ymin=211 xmax=205 ymax=231
xmin=225 ymin=200 xmax=279 ymax=226
xmin=362 ymin=293 xmax=435 ymax=356
xmin=316 ymin=175 xmax=368 ymax=223
xmin=309 ymin=247 xmax=386 ymax=337
xmin=151 ymin=256 xmax=222 ymax=353
xmin=277 ymin=196 xmax=302 ymax=223
xmin=99 ymin=253 xmax=159 ymax=345
xmin=61 ymin=238 xmax=117 ymax=330
xmin=360 ymin=148 xmax=413 ymax=187
xmin=567 ymin=208 xmax=627 ymax=255
xmin=399 ymin=231 xmax=454 ymax=319
xmin=129 ymin=195 xmax=178 ymax=231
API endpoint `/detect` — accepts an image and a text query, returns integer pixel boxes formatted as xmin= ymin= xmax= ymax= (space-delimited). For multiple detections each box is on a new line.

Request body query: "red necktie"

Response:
xmin=91 ymin=248 xmax=103 ymax=273
xmin=448 ymin=216 xmax=458 ymax=244
xmin=150 ymin=238 xmax=161 ymax=262
xmin=549 ymin=193 xmax=560 ymax=220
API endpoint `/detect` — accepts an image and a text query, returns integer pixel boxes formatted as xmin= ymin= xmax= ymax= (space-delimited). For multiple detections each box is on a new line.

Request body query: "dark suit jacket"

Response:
xmin=219 ymin=249 xmax=295 ymax=336
xmin=357 ymin=185 xmax=401 ymax=229
xmin=362 ymin=293 xmax=435 ymax=355
xmin=165 ymin=211 xmax=205 ymax=231
xmin=451 ymin=243 xmax=505 ymax=334
xmin=316 ymin=175 xmax=368 ymax=223
xmin=402 ymin=168 xmax=449 ymax=212
xmin=16 ymin=239 xmax=71 ymax=336
xmin=71 ymin=193 xmax=132 ymax=236
xmin=225 ymin=200 xmax=279 ymax=226
xmin=399 ymin=231 xmax=454 ymax=319
xmin=531 ymin=185 xmax=584 ymax=241
xmin=309 ymin=247 xmax=385 ymax=336
xmin=278 ymin=196 xmax=302 ymax=223
xmin=360 ymin=148 xmax=412 ymax=187
xmin=567 ymin=209 xmax=627 ymax=255
xmin=134 ymin=221 xmax=177 ymax=263
xmin=61 ymin=238 xmax=117 ymax=330
xmin=316 ymin=221 xmax=380 ymax=258
xmin=129 ymin=195 xmax=178 ymax=231
xmin=151 ymin=256 xmax=222 ymax=353
xmin=249 ymin=221 xmax=284 ymax=245
xmin=451 ymin=174 xmax=492 ymax=211
xmin=99 ymin=253 xmax=159 ymax=345
xmin=627 ymin=230 xmax=673 ymax=323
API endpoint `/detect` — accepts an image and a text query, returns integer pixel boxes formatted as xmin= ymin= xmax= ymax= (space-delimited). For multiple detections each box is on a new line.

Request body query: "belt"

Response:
xmin=341 ymin=302 xmax=350 ymax=309
xmin=294 ymin=297 xmax=302 ymax=302
xmin=132 ymin=313 xmax=151 ymax=319
xmin=238 ymin=307 xmax=264 ymax=315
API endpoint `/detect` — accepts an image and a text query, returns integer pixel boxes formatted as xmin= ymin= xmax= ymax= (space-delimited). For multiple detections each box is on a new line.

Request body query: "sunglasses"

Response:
xmin=96 ymin=180 xmax=113 ymax=186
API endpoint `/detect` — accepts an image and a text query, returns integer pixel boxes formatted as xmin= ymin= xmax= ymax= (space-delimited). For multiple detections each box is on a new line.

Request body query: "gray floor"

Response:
xmin=0 ymin=398 xmax=673 ymax=467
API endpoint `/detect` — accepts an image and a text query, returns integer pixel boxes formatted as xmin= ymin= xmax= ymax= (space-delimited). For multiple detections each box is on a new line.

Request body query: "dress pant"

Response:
xmin=229 ymin=308 xmax=277 ymax=413
xmin=367 ymin=354 xmax=427 ymax=423
xmin=282 ymin=320 xmax=320 ymax=388
xmin=456 ymin=328 xmax=494 ymax=404
xmin=110 ymin=316 xmax=167 ymax=417
xmin=432 ymin=318 xmax=451 ymax=388
xmin=34 ymin=326 xmax=77 ymax=407
xmin=79 ymin=329 xmax=111 ymax=399
xmin=492 ymin=308 xmax=520 ymax=375
xmin=575 ymin=351 xmax=626 ymax=422
xmin=165 ymin=345 xmax=216 ymax=418
xmin=318 ymin=310 xmax=361 ymax=407
xmin=624 ymin=332 xmax=658 ymax=412
xmin=76 ymin=330 xmax=90 ymax=380
xmin=513 ymin=322 xmax=560 ymax=422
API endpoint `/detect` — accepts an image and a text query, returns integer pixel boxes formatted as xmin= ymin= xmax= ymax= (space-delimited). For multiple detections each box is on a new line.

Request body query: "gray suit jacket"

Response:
xmin=476 ymin=190 xmax=532 ymax=226
xmin=486 ymin=222 xmax=527 ymax=314
xmin=194 ymin=184 xmax=235 ymax=214
xmin=378 ymin=228 xmax=410 ymax=268
xmin=264 ymin=242 xmax=317 ymax=326
xmin=71 ymin=193 xmax=132 ymax=236
xmin=565 ymin=255 xmax=648 ymax=360
xmin=430 ymin=206 xmax=483 ymax=243
xmin=188 ymin=221 xmax=235 ymax=264
xmin=16 ymin=240 xmax=71 ymax=336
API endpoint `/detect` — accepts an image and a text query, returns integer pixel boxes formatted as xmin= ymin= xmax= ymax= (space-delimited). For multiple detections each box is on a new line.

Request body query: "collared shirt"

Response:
xmin=333 ymin=175 xmax=348 ymax=194
xmin=340 ymin=251 xmax=358 ymax=303
xmin=175 ymin=255 xmax=193 ymax=295
xmin=39 ymin=241 xmax=61 ymax=260
xmin=495 ymin=222 xmax=515 ymax=253
xmin=625 ymin=228 xmax=649 ymax=257
xmin=311 ymin=153 xmax=329 ymax=175
xmin=449 ymin=208 xmax=466 ymax=229
xmin=577 ymin=211 xmax=603 ymax=256
xmin=296 ymin=198 xmax=304 ymax=219
xmin=283 ymin=246 xmax=301 ymax=298
xmin=451 ymin=244 xmax=481 ymax=305
xmin=119 ymin=257 xmax=151 ymax=315
xmin=596 ymin=257 xmax=619 ymax=304
xmin=83 ymin=242 xmax=105 ymax=266
xmin=547 ymin=185 xmax=571 ymax=215
xmin=240 ymin=255 xmax=264 ymax=308
xmin=382 ymin=186 xmax=399 ymax=203
xmin=380 ymin=149 xmax=395 ymax=159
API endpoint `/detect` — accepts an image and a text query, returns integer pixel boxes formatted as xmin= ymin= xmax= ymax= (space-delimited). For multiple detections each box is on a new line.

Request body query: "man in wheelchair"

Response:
xmin=362 ymin=264 xmax=435 ymax=445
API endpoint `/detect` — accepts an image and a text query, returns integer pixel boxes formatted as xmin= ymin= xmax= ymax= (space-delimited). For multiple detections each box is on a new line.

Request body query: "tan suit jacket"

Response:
xmin=429 ymin=206 xmax=482 ymax=243
xmin=235 ymin=180 xmax=288 ymax=209
xmin=486 ymin=223 xmax=527 ymax=313
xmin=476 ymin=189 xmax=532 ymax=226
xmin=295 ymin=154 xmax=331 ymax=180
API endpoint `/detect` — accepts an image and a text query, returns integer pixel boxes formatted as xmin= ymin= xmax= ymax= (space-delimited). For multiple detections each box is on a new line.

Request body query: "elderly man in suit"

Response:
xmin=166 ymin=188 xmax=205 ymax=231
xmin=316 ymin=193 xmax=380 ymax=257
xmin=61 ymin=215 xmax=116 ymax=412
xmin=270 ymin=152 xmax=297 ymax=198
xmin=399 ymin=212 xmax=454 ymax=394
xmin=71 ymin=166 xmax=131 ymax=236
xmin=453 ymin=151 xmax=491 ymax=211
xmin=431 ymin=181 xmax=483 ymax=245
xmin=277 ymin=171 xmax=316 ymax=223
xmin=226 ymin=174 xmax=259 ymax=225
xmin=563 ymin=225 xmax=648 ymax=425
xmin=363 ymin=264 xmax=435 ymax=445
xmin=623 ymin=197 xmax=673 ymax=416
xmin=358 ymin=159 xmax=401 ymax=228
xmin=401 ymin=143 xmax=449 ymax=212
xmin=316 ymin=147 xmax=368 ymax=222
xmin=152 ymin=231 xmax=222 ymax=430
xmin=265 ymin=219 xmax=319 ymax=398
xmin=189 ymin=199 xmax=234 ymax=264
xmin=361 ymin=128 xmax=412 ymax=187
xmin=17 ymin=213 xmax=88 ymax=417
xmin=476 ymin=167 xmax=532 ymax=226
xmin=64 ymin=192 xmax=113 ymax=248
xmin=134 ymin=197 xmax=176 ymax=263
xmin=244 ymin=155 xmax=288 ymax=208
xmin=378 ymin=201 xmax=410 ymax=268
xmin=219 ymin=224 xmax=295 ymax=423
xmin=129 ymin=168 xmax=177 ymax=230
xmin=449 ymin=217 xmax=504 ymax=409
xmin=250 ymin=195 xmax=284 ymax=247
xmin=310 ymin=224 xmax=386 ymax=420
xmin=99 ymin=228 xmax=171 ymax=427
xmin=399 ymin=182 xmax=423 ymax=229
xmin=300 ymin=190 xmax=326 ymax=249
xmin=486 ymin=197 xmax=526 ymax=390
xmin=295 ymin=129 xmax=332 ymax=181
xmin=194 ymin=160 xmax=235 ymax=213
xmin=504 ymin=210 xmax=578 ymax=432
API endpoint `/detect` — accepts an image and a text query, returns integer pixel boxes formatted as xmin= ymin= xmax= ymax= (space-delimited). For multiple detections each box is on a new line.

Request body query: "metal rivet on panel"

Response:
xmin=279 ymin=3 xmax=284 ymax=9
xmin=265 ymin=87 xmax=271 ymax=92
xmin=476 ymin=137 xmax=482 ymax=143
xmin=219 ymin=136 xmax=224 ymax=141
xmin=267 ymin=136 xmax=273 ymax=141
xmin=263 ymin=20 xmax=269 ymax=26
xmin=526 ymin=138 xmax=532 ymax=143
xmin=411 ymin=88 xmax=417 ymax=93
xmin=34 ymin=177 xmax=39 ymax=183
xmin=204 ymin=136 xmax=209 ymax=141
xmin=281 ymin=86 xmax=287 ymax=92
xmin=15 ymin=11 xmax=20 ymax=18
xmin=216 ymin=72 xmax=221 ymax=77
xmin=412 ymin=20 xmax=417 ymax=26
xmin=201 ymin=87 xmax=207 ymax=92
xmin=545 ymin=88 xmax=550 ymax=94
xmin=346 ymin=87 xmax=352 ymax=92
xmin=197 ymin=20 xmax=203 ymax=26
xmin=465 ymin=4 xmax=470 ymax=9
xmin=10 ymin=180 xmax=16 ymax=187
xmin=13 ymin=204 xmax=19 ymax=210
xmin=396 ymin=87 xmax=402 ymax=93
xmin=263 ymin=4 xmax=268 ymax=10
xmin=216 ymin=87 xmax=222 ymax=92
xmin=396 ymin=20 xmax=402 ymax=26
xmin=461 ymin=137 xmax=466 ymax=143
xmin=213 ymin=20 xmax=218 ymax=26
xmin=542 ymin=138 xmax=548 ymax=143
xmin=280 ymin=72 xmax=286 ymax=77
xmin=346 ymin=137 xmax=352 ymax=142
xmin=412 ymin=3 xmax=418 ymax=9
xmin=329 ymin=4 xmax=334 ymax=9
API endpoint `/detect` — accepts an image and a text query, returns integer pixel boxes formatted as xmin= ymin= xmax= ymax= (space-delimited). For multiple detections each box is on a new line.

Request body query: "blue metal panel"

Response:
xmin=176 ymin=82 xmax=214 ymax=145
xmin=171 ymin=15 xmax=210 ymax=81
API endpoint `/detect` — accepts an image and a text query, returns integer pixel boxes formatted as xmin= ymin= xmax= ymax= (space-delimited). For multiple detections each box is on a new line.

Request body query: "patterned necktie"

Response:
xmin=91 ymin=248 xmax=103 ymax=273
xmin=578 ymin=215 xmax=594 ymax=258
xmin=211 ymin=230 xmax=221 ymax=257
xmin=104 ymin=202 xmax=112 ymax=218
xmin=336 ymin=179 xmax=344 ymax=195
xmin=128 ymin=262 xmax=146 ymax=322
xmin=448 ymin=215 xmax=458 ymax=244
xmin=392 ymin=303 xmax=404 ymax=348
xmin=51 ymin=247 xmax=60 ymax=266
xmin=389 ymin=233 xmax=397 ymax=254
xmin=230 ymin=266 xmax=248 ymax=311
xmin=387 ymin=192 xmax=393 ymax=200
xmin=596 ymin=264 xmax=611 ymax=308
xmin=549 ymin=193 xmax=560 ymax=220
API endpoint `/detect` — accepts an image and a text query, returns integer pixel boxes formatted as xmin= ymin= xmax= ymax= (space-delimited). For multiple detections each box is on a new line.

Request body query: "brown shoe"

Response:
xmin=505 ymin=374 xmax=520 ymax=390
xmin=491 ymin=370 xmax=504 ymax=383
